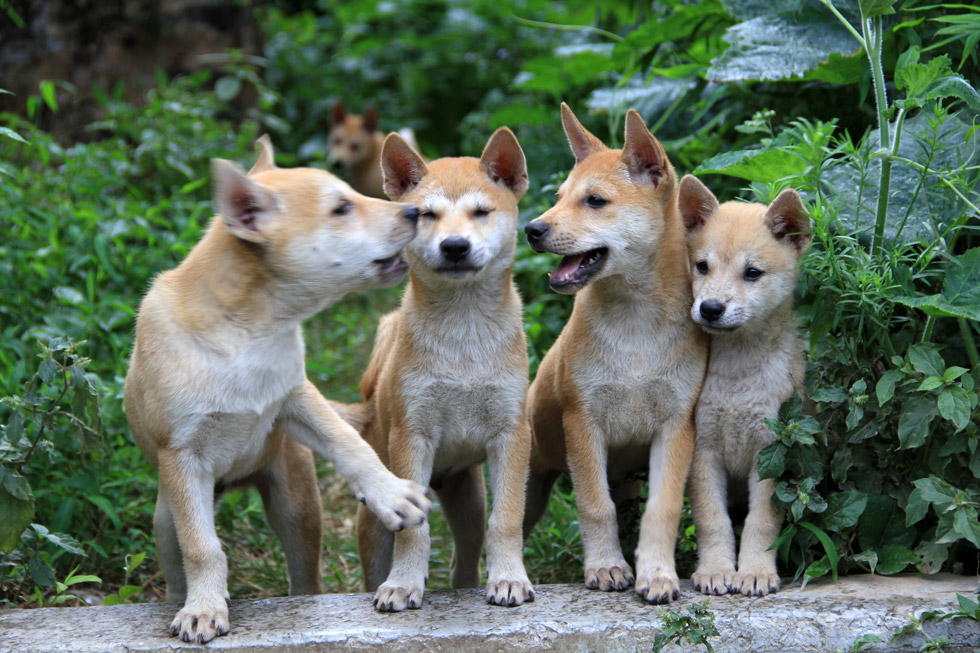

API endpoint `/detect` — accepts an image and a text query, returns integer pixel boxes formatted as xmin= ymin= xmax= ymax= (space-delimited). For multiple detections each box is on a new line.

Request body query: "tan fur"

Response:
xmin=523 ymin=105 xmax=708 ymax=604
xmin=339 ymin=128 xmax=535 ymax=612
xmin=124 ymin=136 xmax=432 ymax=643
xmin=679 ymin=175 xmax=810 ymax=597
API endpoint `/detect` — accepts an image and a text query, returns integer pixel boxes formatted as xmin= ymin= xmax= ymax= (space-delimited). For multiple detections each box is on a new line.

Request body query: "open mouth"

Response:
xmin=373 ymin=255 xmax=408 ymax=278
xmin=549 ymin=247 xmax=608 ymax=291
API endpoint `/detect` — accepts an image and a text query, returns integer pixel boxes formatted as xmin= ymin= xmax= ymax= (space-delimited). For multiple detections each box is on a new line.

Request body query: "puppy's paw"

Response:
xmin=487 ymin=575 xmax=535 ymax=607
xmin=373 ymin=579 xmax=424 ymax=612
xmin=733 ymin=568 xmax=780 ymax=597
xmin=635 ymin=558 xmax=680 ymax=604
xmin=692 ymin=565 xmax=735 ymax=595
xmin=362 ymin=477 xmax=432 ymax=532
xmin=169 ymin=602 xmax=230 ymax=644
xmin=584 ymin=559 xmax=634 ymax=592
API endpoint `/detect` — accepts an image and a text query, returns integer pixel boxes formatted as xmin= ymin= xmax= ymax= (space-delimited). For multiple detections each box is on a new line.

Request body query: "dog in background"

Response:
xmin=523 ymin=104 xmax=708 ymax=604
xmin=328 ymin=103 xmax=421 ymax=199
xmin=679 ymin=175 xmax=810 ymax=597
xmin=124 ymin=136 xmax=431 ymax=643
xmin=334 ymin=127 xmax=535 ymax=612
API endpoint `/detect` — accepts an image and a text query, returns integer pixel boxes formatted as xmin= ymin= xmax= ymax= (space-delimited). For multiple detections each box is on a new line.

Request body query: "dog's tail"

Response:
xmin=328 ymin=398 xmax=375 ymax=434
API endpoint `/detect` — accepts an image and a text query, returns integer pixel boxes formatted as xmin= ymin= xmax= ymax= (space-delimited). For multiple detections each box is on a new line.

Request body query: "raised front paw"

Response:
xmin=635 ymin=558 xmax=680 ymax=604
xmin=373 ymin=579 xmax=425 ymax=612
xmin=733 ymin=568 xmax=780 ymax=597
xmin=487 ymin=576 xmax=535 ymax=607
xmin=692 ymin=565 xmax=735 ymax=595
xmin=169 ymin=601 xmax=230 ymax=644
xmin=361 ymin=477 xmax=431 ymax=532
xmin=584 ymin=559 xmax=635 ymax=592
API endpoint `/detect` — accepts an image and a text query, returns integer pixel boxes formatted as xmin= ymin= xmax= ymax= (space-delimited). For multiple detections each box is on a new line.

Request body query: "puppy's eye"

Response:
xmin=744 ymin=267 xmax=764 ymax=281
xmin=333 ymin=200 xmax=353 ymax=216
xmin=351 ymin=143 xmax=360 ymax=152
xmin=420 ymin=209 xmax=437 ymax=219
xmin=585 ymin=195 xmax=608 ymax=209
xmin=332 ymin=137 xmax=342 ymax=145
xmin=696 ymin=261 xmax=708 ymax=274
xmin=474 ymin=207 xmax=492 ymax=217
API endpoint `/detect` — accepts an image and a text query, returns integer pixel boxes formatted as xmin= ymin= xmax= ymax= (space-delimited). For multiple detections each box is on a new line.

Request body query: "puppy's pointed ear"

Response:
xmin=331 ymin=102 xmax=346 ymax=125
xmin=363 ymin=106 xmax=379 ymax=133
xmin=479 ymin=127 xmax=529 ymax=198
xmin=212 ymin=159 xmax=279 ymax=243
xmin=765 ymin=189 xmax=811 ymax=251
xmin=561 ymin=102 xmax=606 ymax=164
xmin=678 ymin=175 xmax=718 ymax=236
xmin=248 ymin=134 xmax=277 ymax=176
xmin=381 ymin=132 xmax=427 ymax=200
xmin=621 ymin=109 xmax=669 ymax=188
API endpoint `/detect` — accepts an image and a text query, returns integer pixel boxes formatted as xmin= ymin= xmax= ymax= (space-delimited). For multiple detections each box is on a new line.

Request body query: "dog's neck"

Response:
xmin=585 ymin=205 xmax=692 ymax=326
xmin=170 ymin=220 xmax=293 ymax=334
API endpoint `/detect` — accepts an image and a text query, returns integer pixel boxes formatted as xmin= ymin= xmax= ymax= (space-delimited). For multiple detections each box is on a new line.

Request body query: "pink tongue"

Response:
xmin=551 ymin=254 xmax=584 ymax=282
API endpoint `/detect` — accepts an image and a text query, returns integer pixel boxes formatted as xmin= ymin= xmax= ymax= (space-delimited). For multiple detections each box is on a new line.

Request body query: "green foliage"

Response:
xmin=653 ymin=599 xmax=720 ymax=653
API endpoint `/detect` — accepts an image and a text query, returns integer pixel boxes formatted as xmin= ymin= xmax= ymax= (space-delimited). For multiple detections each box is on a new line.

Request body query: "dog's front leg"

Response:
xmin=634 ymin=416 xmax=695 ymax=604
xmin=278 ymin=380 xmax=431 ymax=530
xmin=564 ymin=410 xmax=635 ymax=591
xmin=689 ymin=446 xmax=736 ymax=595
xmin=485 ymin=416 xmax=534 ymax=606
xmin=733 ymin=468 xmax=781 ymax=596
xmin=374 ymin=424 xmax=433 ymax=612
xmin=157 ymin=448 xmax=230 ymax=644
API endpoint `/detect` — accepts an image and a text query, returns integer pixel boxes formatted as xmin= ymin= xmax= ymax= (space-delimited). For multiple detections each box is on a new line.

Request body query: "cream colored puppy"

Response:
xmin=337 ymin=127 xmax=534 ymax=612
xmin=679 ymin=175 xmax=810 ymax=597
xmin=124 ymin=136 xmax=432 ymax=643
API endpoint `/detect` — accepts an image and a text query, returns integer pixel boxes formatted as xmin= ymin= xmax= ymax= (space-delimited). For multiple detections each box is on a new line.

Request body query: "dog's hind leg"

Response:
xmin=358 ymin=501 xmax=394 ymax=592
xmin=154 ymin=486 xmax=187 ymax=602
xmin=436 ymin=464 xmax=486 ymax=589
xmin=522 ymin=463 xmax=559 ymax=541
xmin=437 ymin=465 xmax=486 ymax=588
xmin=255 ymin=434 xmax=323 ymax=596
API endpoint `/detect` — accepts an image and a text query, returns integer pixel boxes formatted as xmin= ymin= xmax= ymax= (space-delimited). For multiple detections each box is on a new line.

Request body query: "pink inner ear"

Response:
xmin=229 ymin=186 xmax=260 ymax=231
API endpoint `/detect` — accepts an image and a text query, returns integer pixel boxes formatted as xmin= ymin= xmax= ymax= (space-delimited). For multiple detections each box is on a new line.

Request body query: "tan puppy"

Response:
xmin=679 ymin=176 xmax=810 ymax=597
xmin=522 ymin=105 xmax=708 ymax=604
xmin=124 ymin=136 xmax=432 ymax=643
xmin=340 ymin=127 xmax=534 ymax=612
xmin=328 ymin=103 xmax=386 ymax=198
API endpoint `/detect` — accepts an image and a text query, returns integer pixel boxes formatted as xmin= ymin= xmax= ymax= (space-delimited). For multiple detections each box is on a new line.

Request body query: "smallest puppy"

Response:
xmin=679 ymin=176 xmax=811 ymax=597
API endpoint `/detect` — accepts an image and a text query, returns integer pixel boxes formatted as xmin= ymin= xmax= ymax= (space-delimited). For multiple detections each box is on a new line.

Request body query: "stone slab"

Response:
xmin=1 ymin=575 xmax=978 ymax=652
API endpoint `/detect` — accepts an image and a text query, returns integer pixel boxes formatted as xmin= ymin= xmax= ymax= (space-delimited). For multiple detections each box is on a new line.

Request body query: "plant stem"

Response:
xmin=863 ymin=15 xmax=892 ymax=257
xmin=959 ymin=318 xmax=980 ymax=371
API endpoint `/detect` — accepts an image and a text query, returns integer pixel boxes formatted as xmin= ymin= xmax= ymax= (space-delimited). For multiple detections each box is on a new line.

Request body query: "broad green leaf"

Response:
xmin=905 ymin=487 xmax=930 ymax=526
xmin=801 ymin=555 xmax=831 ymax=588
xmin=54 ymin=286 xmax=86 ymax=306
xmin=1 ymin=469 xmax=32 ymax=501
xmin=876 ymin=369 xmax=904 ymax=406
xmin=707 ymin=10 xmax=861 ymax=83
xmin=892 ymin=249 xmax=980 ymax=322
xmin=0 ymin=126 xmax=28 ymax=144
xmin=103 ymin=595 xmax=121 ymax=606
xmin=29 ymin=555 xmax=55 ymax=587
xmin=914 ymin=540 xmax=949 ymax=574
xmin=852 ymin=550 xmax=878 ymax=574
xmin=0 ymin=486 xmax=33 ymax=552
xmin=118 ymin=585 xmax=141 ymax=600
xmin=897 ymin=395 xmax=937 ymax=449
xmin=214 ymin=76 xmax=242 ymax=102
xmin=938 ymin=387 xmax=972 ymax=431
xmin=895 ymin=48 xmax=951 ymax=97
xmin=694 ymin=147 xmax=808 ymax=183
xmin=908 ymin=345 xmax=946 ymax=378
xmin=43 ymin=531 xmax=85 ymax=556
xmin=912 ymin=476 xmax=958 ymax=510
xmin=822 ymin=490 xmax=867 ymax=531
xmin=757 ymin=441 xmax=786 ymax=479
xmin=952 ymin=505 xmax=980 ymax=547
xmin=876 ymin=544 xmax=917 ymax=575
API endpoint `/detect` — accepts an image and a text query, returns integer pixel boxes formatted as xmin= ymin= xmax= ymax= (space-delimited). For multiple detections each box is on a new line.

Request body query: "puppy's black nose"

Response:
xmin=329 ymin=159 xmax=345 ymax=172
xmin=524 ymin=221 xmax=549 ymax=244
xmin=440 ymin=237 xmax=470 ymax=262
xmin=403 ymin=206 xmax=420 ymax=223
xmin=700 ymin=300 xmax=726 ymax=322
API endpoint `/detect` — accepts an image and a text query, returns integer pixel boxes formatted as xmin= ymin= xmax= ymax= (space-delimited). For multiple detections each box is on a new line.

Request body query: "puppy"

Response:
xmin=679 ymin=175 xmax=810 ymax=597
xmin=523 ymin=105 xmax=708 ymax=604
xmin=124 ymin=136 xmax=432 ymax=643
xmin=328 ymin=103 xmax=421 ymax=199
xmin=339 ymin=127 xmax=535 ymax=612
